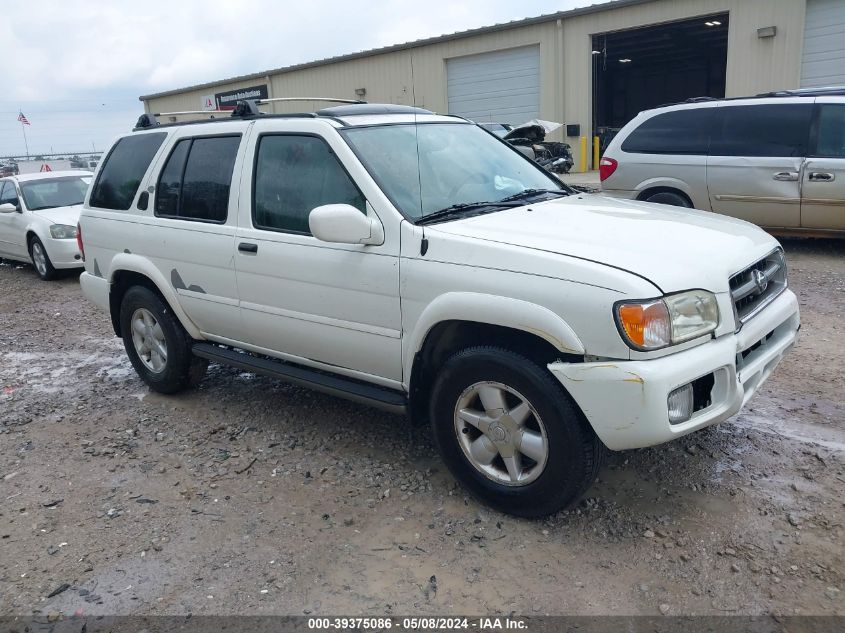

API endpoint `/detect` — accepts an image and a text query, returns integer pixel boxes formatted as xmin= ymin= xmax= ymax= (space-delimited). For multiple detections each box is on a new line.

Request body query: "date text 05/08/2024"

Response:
xmin=307 ymin=617 xmax=528 ymax=630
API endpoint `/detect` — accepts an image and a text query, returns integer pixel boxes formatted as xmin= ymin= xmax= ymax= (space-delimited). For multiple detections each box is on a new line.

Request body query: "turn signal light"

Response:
xmin=599 ymin=157 xmax=618 ymax=181
xmin=616 ymin=300 xmax=671 ymax=349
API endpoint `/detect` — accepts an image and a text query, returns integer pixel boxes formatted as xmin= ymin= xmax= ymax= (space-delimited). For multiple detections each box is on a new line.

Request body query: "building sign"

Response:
xmin=213 ymin=84 xmax=269 ymax=110
xmin=200 ymin=94 xmax=216 ymax=111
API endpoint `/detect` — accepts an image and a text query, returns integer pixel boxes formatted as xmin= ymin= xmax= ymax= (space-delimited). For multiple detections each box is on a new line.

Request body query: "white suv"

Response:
xmin=78 ymin=101 xmax=800 ymax=516
xmin=600 ymin=88 xmax=845 ymax=235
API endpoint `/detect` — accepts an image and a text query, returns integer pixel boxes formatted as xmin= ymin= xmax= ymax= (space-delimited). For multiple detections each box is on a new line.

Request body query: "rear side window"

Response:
xmin=711 ymin=104 xmax=812 ymax=157
xmin=814 ymin=104 xmax=845 ymax=157
xmin=90 ymin=133 xmax=166 ymax=209
xmin=155 ymin=135 xmax=240 ymax=223
xmin=253 ymin=135 xmax=365 ymax=234
xmin=621 ymin=108 xmax=713 ymax=155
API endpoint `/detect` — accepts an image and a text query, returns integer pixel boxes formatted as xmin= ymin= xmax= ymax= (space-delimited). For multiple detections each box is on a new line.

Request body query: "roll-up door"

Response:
xmin=446 ymin=45 xmax=540 ymax=124
xmin=801 ymin=0 xmax=845 ymax=88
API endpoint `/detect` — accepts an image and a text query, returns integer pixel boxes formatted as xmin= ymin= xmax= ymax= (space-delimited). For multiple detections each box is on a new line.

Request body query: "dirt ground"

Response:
xmin=0 ymin=238 xmax=843 ymax=619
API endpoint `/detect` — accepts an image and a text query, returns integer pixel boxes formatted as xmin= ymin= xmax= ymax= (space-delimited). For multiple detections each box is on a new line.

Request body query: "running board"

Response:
xmin=192 ymin=342 xmax=408 ymax=415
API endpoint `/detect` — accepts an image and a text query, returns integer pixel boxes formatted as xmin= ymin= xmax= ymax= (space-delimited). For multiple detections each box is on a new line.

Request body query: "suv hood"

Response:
xmin=33 ymin=204 xmax=82 ymax=225
xmin=430 ymin=194 xmax=779 ymax=293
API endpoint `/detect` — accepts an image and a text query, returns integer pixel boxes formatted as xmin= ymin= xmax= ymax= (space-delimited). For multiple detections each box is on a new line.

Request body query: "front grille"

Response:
xmin=729 ymin=249 xmax=787 ymax=326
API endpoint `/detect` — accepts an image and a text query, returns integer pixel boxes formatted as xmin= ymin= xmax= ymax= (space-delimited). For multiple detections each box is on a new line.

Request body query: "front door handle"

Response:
xmin=808 ymin=172 xmax=835 ymax=182
xmin=238 ymin=242 xmax=258 ymax=253
xmin=773 ymin=171 xmax=799 ymax=181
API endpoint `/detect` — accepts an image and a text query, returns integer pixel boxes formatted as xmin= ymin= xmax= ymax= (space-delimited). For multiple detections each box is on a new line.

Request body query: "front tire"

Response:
xmin=29 ymin=236 xmax=57 ymax=280
xmin=119 ymin=286 xmax=207 ymax=394
xmin=430 ymin=347 xmax=603 ymax=517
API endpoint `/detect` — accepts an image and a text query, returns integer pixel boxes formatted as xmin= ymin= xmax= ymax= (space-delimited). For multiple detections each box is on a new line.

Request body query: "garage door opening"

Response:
xmin=592 ymin=13 xmax=729 ymax=154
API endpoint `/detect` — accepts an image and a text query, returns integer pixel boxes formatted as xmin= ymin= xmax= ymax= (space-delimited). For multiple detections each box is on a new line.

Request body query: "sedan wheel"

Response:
xmin=28 ymin=237 xmax=57 ymax=280
xmin=32 ymin=242 xmax=47 ymax=275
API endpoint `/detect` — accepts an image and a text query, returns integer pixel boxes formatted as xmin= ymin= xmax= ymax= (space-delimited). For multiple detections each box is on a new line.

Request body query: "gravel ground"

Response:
xmin=0 ymin=238 xmax=843 ymax=618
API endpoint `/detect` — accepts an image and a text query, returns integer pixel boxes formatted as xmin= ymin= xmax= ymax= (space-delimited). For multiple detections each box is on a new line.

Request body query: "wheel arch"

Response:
xmin=106 ymin=254 xmax=202 ymax=339
xmin=634 ymin=179 xmax=696 ymax=207
xmin=25 ymin=226 xmax=47 ymax=250
xmin=405 ymin=293 xmax=586 ymax=425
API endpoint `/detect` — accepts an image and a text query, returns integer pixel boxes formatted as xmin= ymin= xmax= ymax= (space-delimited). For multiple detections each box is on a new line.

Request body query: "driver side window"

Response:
xmin=0 ymin=182 xmax=18 ymax=206
xmin=253 ymin=134 xmax=366 ymax=235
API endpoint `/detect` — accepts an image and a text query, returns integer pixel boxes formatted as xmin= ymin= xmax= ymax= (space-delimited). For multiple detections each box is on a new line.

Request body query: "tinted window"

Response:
xmin=90 ymin=133 xmax=166 ymax=209
xmin=254 ymin=135 xmax=365 ymax=234
xmin=155 ymin=136 xmax=240 ymax=223
xmin=0 ymin=182 xmax=17 ymax=206
xmin=621 ymin=108 xmax=713 ymax=155
xmin=155 ymin=140 xmax=190 ymax=216
xmin=815 ymin=104 xmax=845 ymax=158
xmin=711 ymin=104 xmax=811 ymax=157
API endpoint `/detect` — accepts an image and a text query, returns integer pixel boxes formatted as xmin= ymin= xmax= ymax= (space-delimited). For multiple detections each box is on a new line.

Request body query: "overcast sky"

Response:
xmin=0 ymin=0 xmax=609 ymax=158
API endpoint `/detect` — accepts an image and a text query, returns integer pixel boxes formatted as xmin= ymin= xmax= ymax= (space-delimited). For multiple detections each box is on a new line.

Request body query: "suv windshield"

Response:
xmin=20 ymin=176 xmax=90 ymax=210
xmin=341 ymin=122 xmax=564 ymax=222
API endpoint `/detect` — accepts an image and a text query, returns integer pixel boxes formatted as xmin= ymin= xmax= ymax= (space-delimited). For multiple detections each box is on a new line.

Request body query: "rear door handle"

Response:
xmin=238 ymin=242 xmax=258 ymax=253
xmin=808 ymin=172 xmax=835 ymax=182
xmin=772 ymin=172 xmax=798 ymax=181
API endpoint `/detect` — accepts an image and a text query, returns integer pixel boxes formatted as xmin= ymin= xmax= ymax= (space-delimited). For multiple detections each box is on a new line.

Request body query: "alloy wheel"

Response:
xmin=454 ymin=381 xmax=549 ymax=486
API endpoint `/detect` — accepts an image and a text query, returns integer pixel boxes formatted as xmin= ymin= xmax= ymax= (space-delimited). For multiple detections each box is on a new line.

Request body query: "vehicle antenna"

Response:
xmin=410 ymin=50 xmax=428 ymax=256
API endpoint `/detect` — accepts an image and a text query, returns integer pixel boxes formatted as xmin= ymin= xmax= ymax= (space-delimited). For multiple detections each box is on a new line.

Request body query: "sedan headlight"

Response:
xmin=615 ymin=290 xmax=719 ymax=351
xmin=50 ymin=224 xmax=78 ymax=239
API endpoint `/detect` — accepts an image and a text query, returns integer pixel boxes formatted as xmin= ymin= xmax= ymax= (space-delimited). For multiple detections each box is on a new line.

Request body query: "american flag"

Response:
xmin=17 ymin=112 xmax=30 ymax=125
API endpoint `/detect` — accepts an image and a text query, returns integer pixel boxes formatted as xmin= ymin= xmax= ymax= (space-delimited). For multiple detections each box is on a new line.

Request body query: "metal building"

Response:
xmin=139 ymin=0 xmax=845 ymax=172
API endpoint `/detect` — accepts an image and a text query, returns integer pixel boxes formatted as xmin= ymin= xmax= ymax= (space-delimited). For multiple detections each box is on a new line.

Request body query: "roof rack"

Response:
xmin=756 ymin=86 xmax=845 ymax=97
xmin=316 ymin=104 xmax=433 ymax=117
xmin=653 ymin=86 xmax=845 ymax=110
xmin=257 ymin=97 xmax=364 ymax=106
xmin=134 ymin=97 xmax=368 ymax=130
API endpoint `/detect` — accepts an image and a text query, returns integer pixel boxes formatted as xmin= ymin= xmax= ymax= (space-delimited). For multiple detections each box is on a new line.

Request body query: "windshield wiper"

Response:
xmin=497 ymin=188 xmax=574 ymax=203
xmin=416 ymin=200 xmax=522 ymax=226
xmin=29 ymin=205 xmax=59 ymax=211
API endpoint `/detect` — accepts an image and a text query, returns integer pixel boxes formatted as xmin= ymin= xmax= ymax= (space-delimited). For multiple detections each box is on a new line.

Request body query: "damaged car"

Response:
xmin=503 ymin=119 xmax=574 ymax=174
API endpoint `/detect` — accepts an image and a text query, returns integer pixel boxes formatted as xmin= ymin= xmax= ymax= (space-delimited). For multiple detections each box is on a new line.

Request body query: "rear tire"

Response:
xmin=642 ymin=191 xmax=692 ymax=208
xmin=119 ymin=286 xmax=208 ymax=394
xmin=29 ymin=236 xmax=57 ymax=281
xmin=430 ymin=346 xmax=603 ymax=517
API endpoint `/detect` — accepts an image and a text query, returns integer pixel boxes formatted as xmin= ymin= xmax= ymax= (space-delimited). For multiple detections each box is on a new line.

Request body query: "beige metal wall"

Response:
xmin=143 ymin=0 xmax=807 ymax=172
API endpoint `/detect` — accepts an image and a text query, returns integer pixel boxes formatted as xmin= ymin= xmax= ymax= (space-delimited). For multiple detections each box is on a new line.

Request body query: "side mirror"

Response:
xmin=0 ymin=202 xmax=17 ymax=214
xmin=309 ymin=204 xmax=384 ymax=245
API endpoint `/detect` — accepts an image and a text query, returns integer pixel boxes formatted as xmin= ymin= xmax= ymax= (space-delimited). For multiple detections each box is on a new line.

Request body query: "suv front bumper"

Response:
xmin=549 ymin=289 xmax=800 ymax=450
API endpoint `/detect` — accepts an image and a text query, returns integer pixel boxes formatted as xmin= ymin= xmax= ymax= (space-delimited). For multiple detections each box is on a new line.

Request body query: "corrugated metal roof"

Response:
xmin=139 ymin=0 xmax=651 ymax=101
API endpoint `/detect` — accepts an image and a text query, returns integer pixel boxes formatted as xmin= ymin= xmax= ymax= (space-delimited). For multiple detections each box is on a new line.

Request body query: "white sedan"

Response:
xmin=0 ymin=171 xmax=92 ymax=280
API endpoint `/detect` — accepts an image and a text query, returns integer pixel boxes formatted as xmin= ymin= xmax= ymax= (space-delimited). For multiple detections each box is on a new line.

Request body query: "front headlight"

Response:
xmin=50 ymin=224 xmax=78 ymax=239
xmin=615 ymin=290 xmax=719 ymax=351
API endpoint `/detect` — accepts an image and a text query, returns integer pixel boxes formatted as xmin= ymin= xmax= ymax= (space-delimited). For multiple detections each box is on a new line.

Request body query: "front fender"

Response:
xmin=404 ymin=291 xmax=585 ymax=380
xmin=107 ymin=253 xmax=203 ymax=340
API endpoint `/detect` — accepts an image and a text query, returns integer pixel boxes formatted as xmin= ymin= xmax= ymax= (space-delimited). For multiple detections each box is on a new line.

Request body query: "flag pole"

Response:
xmin=20 ymin=117 xmax=29 ymax=159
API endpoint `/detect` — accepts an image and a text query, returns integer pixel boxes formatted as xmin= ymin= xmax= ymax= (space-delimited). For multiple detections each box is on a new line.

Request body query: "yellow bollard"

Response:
xmin=579 ymin=136 xmax=588 ymax=173
xmin=593 ymin=136 xmax=600 ymax=171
